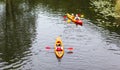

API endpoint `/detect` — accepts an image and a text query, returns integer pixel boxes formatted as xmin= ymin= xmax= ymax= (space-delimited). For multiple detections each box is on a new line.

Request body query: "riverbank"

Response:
xmin=90 ymin=0 xmax=120 ymax=34
xmin=115 ymin=0 xmax=120 ymax=17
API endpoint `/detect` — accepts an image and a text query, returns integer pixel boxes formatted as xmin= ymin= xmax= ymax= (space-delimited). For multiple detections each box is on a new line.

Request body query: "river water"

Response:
xmin=0 ymin=0 xmax=120 ymax=70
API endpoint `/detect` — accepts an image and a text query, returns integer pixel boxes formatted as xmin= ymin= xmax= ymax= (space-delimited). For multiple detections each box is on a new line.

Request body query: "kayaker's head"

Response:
xmin=56 ymin=41 xmax=61 ymax=46
xmin=76 ymin=14 xmax=79 ymax=17
xmin=71 ymin=13 xmax=74 ymax=16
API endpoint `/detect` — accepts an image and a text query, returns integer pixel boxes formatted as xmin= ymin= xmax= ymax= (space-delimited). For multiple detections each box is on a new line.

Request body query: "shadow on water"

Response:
xmin=67 ymin=51 xmax=73 ymax=54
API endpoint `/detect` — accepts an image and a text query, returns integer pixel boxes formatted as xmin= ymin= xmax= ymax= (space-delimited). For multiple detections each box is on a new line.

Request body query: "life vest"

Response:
xmin=56 ymin=47 xmax=63 ymax=51
xmin=75 ymin=17 xmax=80 ymax=20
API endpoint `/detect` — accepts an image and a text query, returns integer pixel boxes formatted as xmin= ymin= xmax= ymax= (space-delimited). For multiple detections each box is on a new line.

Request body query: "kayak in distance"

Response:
xmin=66 ymin=13 xmax=83 ymax=26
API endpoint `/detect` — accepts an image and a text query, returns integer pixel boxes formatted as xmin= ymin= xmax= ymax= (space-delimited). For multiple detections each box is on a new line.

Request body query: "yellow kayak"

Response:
xmin=66 ymin=13 xmax=76 ymax=22
xmin=54 ymin=36 xmax=64 ymax=58
xmin=66 ymin=13 xmax=83 ymax=26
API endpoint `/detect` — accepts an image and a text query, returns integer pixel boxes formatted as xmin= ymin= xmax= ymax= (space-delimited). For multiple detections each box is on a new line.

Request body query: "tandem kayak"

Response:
xmin=66 ymin=13 xmax=83 ymax=26
xmin=54 ymin=36 xmax=64 ymax=58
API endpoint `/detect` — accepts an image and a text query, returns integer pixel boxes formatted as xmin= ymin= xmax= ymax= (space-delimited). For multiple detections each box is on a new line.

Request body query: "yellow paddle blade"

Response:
xmin=81 ymin=15 xmax=84 ymax=18
xmin=67 ymin=19 xmax=71 ymax=23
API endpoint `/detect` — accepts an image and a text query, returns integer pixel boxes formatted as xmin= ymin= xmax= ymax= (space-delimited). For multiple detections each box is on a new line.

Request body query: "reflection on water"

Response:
xmin=0 ymin=0 xmax=120 ymax=70
xmin=0 ymin=0 xmax=36 ymax=69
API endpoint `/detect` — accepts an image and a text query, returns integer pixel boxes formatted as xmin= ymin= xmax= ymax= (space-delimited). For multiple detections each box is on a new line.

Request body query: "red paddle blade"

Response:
xmin=45 ymin=46 xmax=51 ymax=49
xmin=63 ymin=15 xmax=67 ymax=18
xmin=67 ymin=48 xmax=73 ymax=51
xmin=78 ymin=14 xmax=81 ymax=17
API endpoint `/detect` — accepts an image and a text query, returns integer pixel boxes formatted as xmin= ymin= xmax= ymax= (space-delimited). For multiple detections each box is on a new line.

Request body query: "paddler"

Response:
xmin=56 ymin=41 xmax=63 ymax=51
xmin=74 ymin=14 xmax=80 ymax=20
